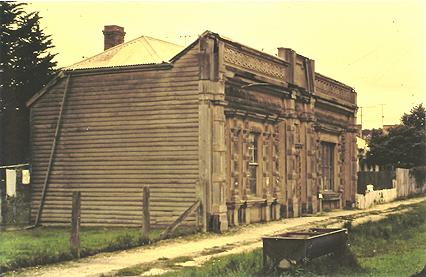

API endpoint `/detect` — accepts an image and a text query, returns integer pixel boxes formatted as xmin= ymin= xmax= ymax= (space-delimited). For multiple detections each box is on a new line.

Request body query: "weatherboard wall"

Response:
xmin=29 ymin=47 xmax=200 ymax=227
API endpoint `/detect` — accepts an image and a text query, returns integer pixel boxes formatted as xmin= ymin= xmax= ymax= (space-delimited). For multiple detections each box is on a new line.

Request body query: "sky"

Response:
xmin=25 ymin=1 xmax=425 ymax=130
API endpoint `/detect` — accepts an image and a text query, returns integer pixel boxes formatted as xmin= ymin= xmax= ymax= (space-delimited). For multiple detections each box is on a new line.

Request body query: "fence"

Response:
xmin=356 ymin=167 xmax=426 ymax=209
xmin=355 ymin=188 xmax=397 ymax=209
xmin=1 ymin=197 xmax=31 ymax=228
xmin=395 ymin=167 xmax=426 ymax=197
xmin=357 ymin=171 xmax=395 ymax=194
xmin=1 ymin=166 xmax=31 ymax=228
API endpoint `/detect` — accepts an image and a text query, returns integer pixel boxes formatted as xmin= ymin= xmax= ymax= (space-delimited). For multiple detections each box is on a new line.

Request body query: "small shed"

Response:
xmin=27 ymin=27 xmax=358 ymax=231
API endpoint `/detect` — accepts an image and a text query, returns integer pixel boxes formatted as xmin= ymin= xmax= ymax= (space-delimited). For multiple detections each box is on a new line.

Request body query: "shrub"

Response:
xmin=410 ymin=166 xmax=426 ymax=188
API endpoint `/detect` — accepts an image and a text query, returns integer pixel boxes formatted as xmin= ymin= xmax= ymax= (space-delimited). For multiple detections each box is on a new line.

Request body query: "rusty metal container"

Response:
xmin=263 ymin=228 xmax=348 ymax=269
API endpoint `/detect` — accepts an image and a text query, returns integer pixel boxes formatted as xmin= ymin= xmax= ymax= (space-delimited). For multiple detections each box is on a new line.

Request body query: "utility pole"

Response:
xmin=165 ymin=35 xmax=196 ymax=46
xmin=378 ymin=103 xmax=393 ymax=128
xmin=359 ymin=106 xmax=375 ymax=127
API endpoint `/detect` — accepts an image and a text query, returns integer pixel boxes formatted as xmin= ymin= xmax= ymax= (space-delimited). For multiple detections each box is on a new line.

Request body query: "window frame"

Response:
xmin=321 ymin=141 xmax=335 ymax=191
xmin=247 ymin=133 xmax=259 ymax=195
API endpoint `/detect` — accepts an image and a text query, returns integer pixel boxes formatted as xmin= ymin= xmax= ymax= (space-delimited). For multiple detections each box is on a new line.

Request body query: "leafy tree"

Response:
xmin=401 ymin=103 xmax=425 ymax=129
xmin=365 ymin=128 xmax=387 ymax=169
xmin=365 ymin=104 xmax=426 ymax=169
xmin=0 ymin=2 xmax=57 ymax=165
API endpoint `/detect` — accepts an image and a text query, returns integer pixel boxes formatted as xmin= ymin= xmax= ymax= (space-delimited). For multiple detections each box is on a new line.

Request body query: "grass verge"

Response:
xmin=0 ymin=226 xmax=198 ymax=274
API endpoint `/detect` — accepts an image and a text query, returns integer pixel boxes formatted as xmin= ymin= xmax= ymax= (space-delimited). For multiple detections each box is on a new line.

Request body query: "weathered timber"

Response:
xmin=32 ymin=74 xmax=70 ymax=227
xmin=32 ymin=108 xmax=200 ymax=122
xmin=30 ymin=180 xmax=197 ymax=187
xmin=31 ymin=151 xmax=199 ymax=159
xmin=142 ymin=186 xmax=150 ymax=238
xmin=158 ymin=200 xmax=201 ymax=240
xmin=32 ymin=128 xmax=199 ymax=139
xmin=70 ymin=191 xmax=81 ymax=258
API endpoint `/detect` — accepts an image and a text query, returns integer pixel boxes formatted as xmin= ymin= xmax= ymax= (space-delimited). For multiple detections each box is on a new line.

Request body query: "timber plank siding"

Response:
xmin=29 ymin=47 xmax=200 ymax=227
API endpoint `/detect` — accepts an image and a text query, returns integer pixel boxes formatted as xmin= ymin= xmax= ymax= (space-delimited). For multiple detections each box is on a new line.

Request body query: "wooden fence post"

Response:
xmin=158 ymin=200 xmax=201 ymax=241
xmin=142 ymin=186 xmax=150 ymax=238
xmin=196 ymin=180 xmax=207 ymax=232
xmin=70 ymin=191 xmax=81 ymax=258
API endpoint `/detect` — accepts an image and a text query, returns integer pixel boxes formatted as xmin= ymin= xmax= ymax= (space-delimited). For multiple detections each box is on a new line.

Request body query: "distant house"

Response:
xmin=383 ymin=124 xmax=399 ymax=134
xmin=26 ymin=26 xmax=358 ymax=231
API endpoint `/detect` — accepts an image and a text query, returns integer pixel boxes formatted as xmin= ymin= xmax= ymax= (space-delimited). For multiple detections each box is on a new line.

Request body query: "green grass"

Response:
xmin=113 ymin=265 xmax=151 ymax=276
xmin=104 ymin=256 xmax=195 ymax=277
xmin=167 ymin=256 xmax=194 ymax=265
xmin=0 ymin=226 xmax=198 ymax=274
xmin=158 ymin=248 xmax=271 ymax=277
xmin=348 ymin=202 xmax=426 ymax=276
xmin=151 ymin=200 xmax=426 ymax=277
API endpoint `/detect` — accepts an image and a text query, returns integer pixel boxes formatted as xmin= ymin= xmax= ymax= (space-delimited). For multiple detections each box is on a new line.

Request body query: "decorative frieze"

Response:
xmin=224 ymin=47 xmax=287 ymax=79
xmin=315 ymin=78 xmax=355 ymax=104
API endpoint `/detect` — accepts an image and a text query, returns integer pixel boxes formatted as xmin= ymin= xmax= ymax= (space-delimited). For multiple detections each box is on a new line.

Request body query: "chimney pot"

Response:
xmin=103 ymin=25 xmax=126 ymax=51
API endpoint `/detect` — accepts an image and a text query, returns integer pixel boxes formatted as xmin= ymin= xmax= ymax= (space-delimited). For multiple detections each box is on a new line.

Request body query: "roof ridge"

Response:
xmin=63 ymin=34 xmax=185 ymax=70
xmin=140 ymin=36 xmax=163 ymax=63
xmin=141 ymin=35 xmax=185 ymax=47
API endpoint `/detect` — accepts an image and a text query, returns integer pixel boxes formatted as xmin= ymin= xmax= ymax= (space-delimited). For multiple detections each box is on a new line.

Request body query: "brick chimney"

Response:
xmin=103 ymin=25 xmax=126 ymax=51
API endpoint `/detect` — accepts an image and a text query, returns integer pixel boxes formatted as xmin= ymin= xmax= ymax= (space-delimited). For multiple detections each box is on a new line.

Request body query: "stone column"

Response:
xmin=241 ymin=125 xmax=250 ymax=200
xmin=305 ymin=99 xmax=317 ymax=214
xmin=347 ymin=115 xmax=358 ymax=206
xmin=285 ymin=92 xmax=298 ymax=217
xmin=272 ymin=125 xmax=282 ymax=220
xmin=198 ymin=35 xmax=228 ymax=231
xmin=229 ymin=122 xmax=241 ymax=203
xmin=211 ymin=104 xmax=228 ymax=231
xmin=261 ymin=125 xmax=272 ymax=200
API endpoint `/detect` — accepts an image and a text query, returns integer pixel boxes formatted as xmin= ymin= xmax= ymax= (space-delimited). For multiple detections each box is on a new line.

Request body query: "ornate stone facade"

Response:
xmin=198 ymin=32 xmax=357 ymax=230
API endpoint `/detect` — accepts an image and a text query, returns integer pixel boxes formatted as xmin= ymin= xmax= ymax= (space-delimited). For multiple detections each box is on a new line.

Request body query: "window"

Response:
xmin=248 ymin=133 xmax=258 ymax=194
xmin=321 ymin=142 xmax=334 ymax=190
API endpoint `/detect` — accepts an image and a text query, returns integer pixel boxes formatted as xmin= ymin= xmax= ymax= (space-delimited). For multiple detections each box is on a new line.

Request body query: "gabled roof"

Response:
xmin=64 ymin=35 xmax=185 ymax=70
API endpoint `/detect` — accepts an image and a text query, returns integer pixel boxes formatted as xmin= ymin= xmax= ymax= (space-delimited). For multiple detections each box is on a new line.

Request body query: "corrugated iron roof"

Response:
xmin=64 ymin=35 xmax=185 ymax=70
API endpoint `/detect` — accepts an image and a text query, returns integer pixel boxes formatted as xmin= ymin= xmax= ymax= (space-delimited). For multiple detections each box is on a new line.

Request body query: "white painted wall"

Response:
xmin=356 ymin=188 xmax=397 ymax=209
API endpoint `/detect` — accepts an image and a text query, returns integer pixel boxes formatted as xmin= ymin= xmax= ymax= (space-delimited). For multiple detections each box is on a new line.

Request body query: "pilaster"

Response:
xmin=305 ymin=99 xmax=317 ymax=214
xmin=212 ymin=104 xmax=228 ymax=231
xmin=285 ymin=93 xmax=298 ymax=217
xmin=199 ymin=34 xmax=228 ymax=231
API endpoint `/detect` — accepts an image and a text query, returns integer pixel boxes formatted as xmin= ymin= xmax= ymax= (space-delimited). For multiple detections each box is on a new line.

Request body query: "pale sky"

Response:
xmin=25 ymin=1 xmax=425 ymax=130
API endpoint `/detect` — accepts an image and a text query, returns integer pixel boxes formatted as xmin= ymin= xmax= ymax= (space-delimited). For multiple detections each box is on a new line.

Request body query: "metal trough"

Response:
xmin=263 ymin=228 xmax=348 ymax=269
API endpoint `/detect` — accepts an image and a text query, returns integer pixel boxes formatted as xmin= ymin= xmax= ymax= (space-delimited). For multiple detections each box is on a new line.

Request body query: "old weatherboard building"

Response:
xmin=27 ymin=26 xmax=358 ymax=231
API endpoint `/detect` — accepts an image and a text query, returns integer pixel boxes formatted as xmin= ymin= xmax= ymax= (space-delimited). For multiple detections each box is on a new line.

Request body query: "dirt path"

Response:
xmin=9 ymin=197 xmax=426 ymax=277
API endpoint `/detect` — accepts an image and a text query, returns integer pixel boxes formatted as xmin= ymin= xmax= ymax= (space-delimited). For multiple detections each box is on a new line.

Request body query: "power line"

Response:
xmin=364 ymin=34 xmax=424 ymax=94
xmin=334 ymin=21 xmax=424 ymax=75
xmin=165 ymin=35 xmax=196 ymax=46
xmin=358 ymin=106 xmax=375 ymax=127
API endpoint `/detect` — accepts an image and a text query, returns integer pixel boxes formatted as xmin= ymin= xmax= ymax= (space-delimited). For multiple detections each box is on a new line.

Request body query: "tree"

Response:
xmin=365 ymin=104 xmax=426 ymax=169
xmin=0 ymin=2 xmax=57 ymax=166
xmin=401 ymin=103 xmax=425 ymax=129
xmin=364 ymin=128 xmax=387 ymax=169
